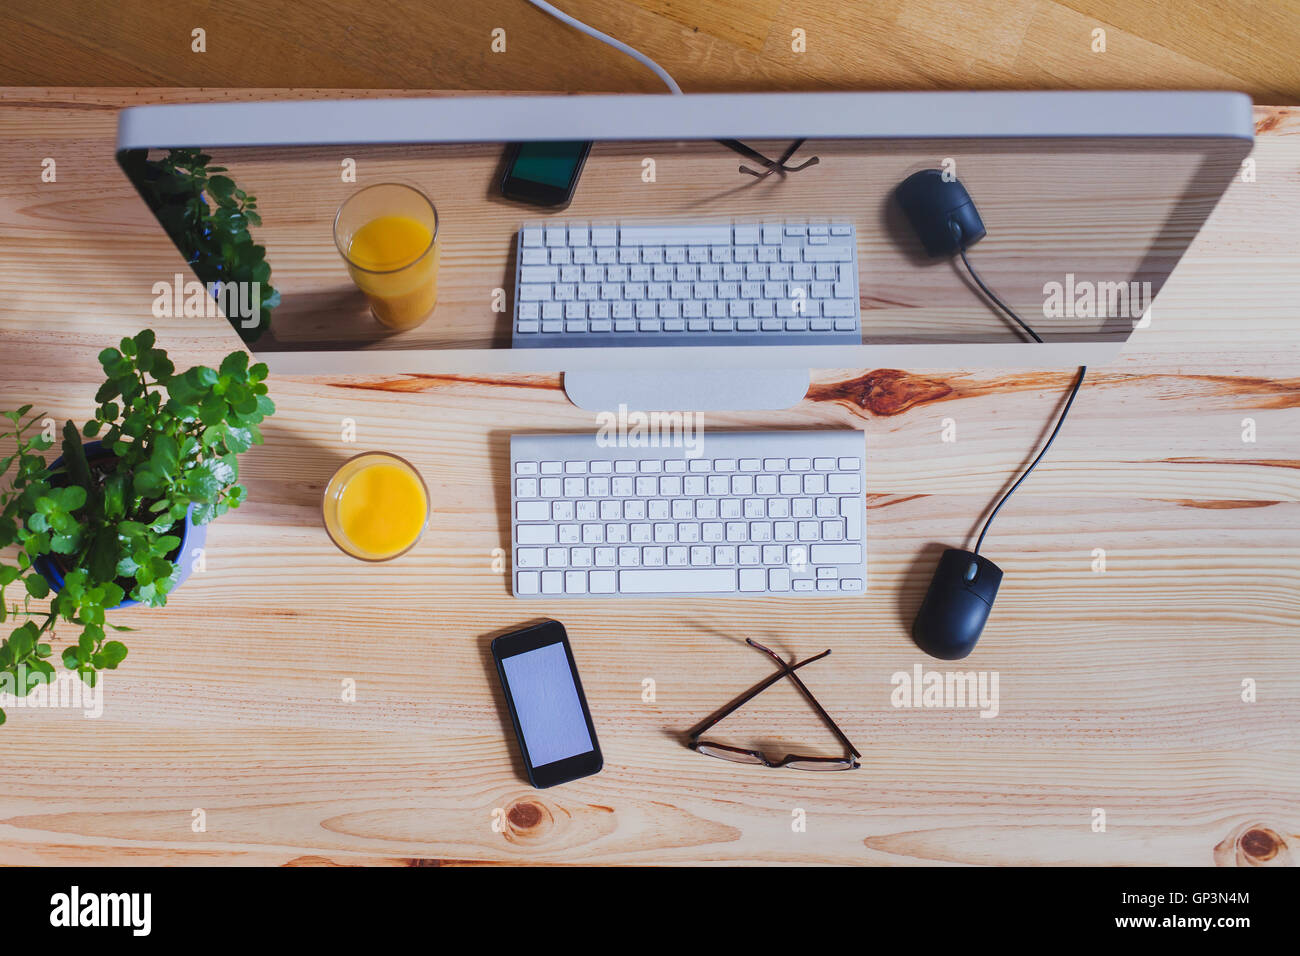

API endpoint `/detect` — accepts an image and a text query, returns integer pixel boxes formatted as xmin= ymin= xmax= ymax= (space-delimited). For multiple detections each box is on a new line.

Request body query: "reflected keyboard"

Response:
xmin=510 ymin=431 xmax=867 ymax=598
xmin=512 ymin=222 xmax=860 ymax=348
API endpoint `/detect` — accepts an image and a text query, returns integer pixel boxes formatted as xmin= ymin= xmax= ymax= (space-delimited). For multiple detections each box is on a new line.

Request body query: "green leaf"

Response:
xmin=103 ymin=472 xmax=127 ymax=519
xmin=207 ymin=175 xmax=235 ymax=199
xmin=50 ymin=532 xmax=79 ymax=554
xmin=88 ymin=529 xmax=119 ymax=583
xmin=183 ymin=462 xmax=224 ymax=500
xmin=101 ymin=641 xmax=128 ymax=668
xmin=23 ymin=575 xmax=49 ymax=599
xmin=151 ymin=433 xmax=179 ymax=474
xmin=60 ymin=421 xmax=93 ymax=500
xmin=9 ymin=622 xmax=37 ymax=658
xmin=55 ymin=485 xmax=86 ymax=512
xmin=219 ymin=351 xmax=249 ymax=377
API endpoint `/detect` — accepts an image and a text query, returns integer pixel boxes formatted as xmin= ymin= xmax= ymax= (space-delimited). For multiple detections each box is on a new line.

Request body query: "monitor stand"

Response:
xmin=563 ymin=368 xmax=811 ymax=412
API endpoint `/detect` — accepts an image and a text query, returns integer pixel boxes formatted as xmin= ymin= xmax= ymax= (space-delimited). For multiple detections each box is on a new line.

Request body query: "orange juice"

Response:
xmin=334 ymin=184 xmax=440 ymax=331
xmin=323 ymin=453 xmax=429 ymax=561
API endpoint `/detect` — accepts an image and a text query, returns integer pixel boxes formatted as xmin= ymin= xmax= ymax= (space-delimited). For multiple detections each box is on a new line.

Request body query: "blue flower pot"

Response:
xmin=32 ymin=440 xmax=208 ymax=610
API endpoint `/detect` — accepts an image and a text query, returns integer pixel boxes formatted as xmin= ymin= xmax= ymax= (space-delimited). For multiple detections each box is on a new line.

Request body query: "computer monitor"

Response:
xmin=116 ymin=91 xmax=1253 ymax=409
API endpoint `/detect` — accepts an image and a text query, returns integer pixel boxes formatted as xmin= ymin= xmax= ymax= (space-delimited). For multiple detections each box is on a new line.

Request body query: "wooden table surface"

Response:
xmin=0 ymin=88 xmax=1297 ymax=866
xmin=6 ymin=1 xmax=1300 ymax=105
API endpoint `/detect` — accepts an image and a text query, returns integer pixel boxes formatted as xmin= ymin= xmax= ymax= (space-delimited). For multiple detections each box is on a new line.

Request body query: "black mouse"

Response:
xmin=911 ymin=549 xmax=1003 ymax=660
xmin=894 ymin=169 xmax=987 ymax=257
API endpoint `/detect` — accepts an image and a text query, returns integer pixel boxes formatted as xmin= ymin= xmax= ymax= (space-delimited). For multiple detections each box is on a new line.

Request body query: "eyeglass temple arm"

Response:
xmin=686 ymin=649 xmax=829 ymax=740
xmin=748 ymin=641 xmax=861 ymax=759
xmin=771 ymin=657 xmax=862 ymax=759
xmin=722 ymin=138 xmax=820 ymax=176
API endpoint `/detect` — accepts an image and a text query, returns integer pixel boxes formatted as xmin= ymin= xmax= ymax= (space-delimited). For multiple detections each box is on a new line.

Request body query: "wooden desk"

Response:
xmin=0 ymin=89 xmax=1296 ymax=866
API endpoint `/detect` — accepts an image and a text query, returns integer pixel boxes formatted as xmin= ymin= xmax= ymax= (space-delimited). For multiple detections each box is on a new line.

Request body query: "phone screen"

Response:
xmin=500 ymin=642 xmax=593 ymax=766
xmin=501 ymin=141 xmax=591 ymax=207
xmin=509 ymin=141 xmax=587 ymax=189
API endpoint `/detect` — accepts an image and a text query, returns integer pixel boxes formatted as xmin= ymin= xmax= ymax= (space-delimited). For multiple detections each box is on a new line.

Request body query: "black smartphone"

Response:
xmin=499 ymin=140 xmax=592 ymax=208
xmin=491 ymin=620 xmax=603 ymax=788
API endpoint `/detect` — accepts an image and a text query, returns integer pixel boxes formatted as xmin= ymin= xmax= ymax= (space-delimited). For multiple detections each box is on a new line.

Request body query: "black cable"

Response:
xmin=948 ymin=223 xmax=1086 ymax=554
xmin=958 ymin=246 xmax=1043 ymax=343
xmin=973 ymin=364 xmax=1087 ymax=555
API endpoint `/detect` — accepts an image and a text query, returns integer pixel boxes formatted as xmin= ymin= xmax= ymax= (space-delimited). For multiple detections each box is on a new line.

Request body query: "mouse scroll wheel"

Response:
xmin=964 ymin=561 xmax=978 ymax=583
xmin=947 ymin=219 xmax=963 ymax=242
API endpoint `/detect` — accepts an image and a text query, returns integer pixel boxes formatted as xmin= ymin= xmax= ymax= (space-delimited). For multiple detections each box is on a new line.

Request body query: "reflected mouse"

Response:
xmin=894 ymin=169 xmax=987 ymax=257
xmin=911 ymin=549 xmax=1003 ymax=660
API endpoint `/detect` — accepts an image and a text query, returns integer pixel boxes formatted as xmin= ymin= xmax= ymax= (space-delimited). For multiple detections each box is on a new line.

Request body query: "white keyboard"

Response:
xmin=512 ymin=222 xmax=860 ymax=348
xmin=510 ymin=431 xmax=867 ymax=598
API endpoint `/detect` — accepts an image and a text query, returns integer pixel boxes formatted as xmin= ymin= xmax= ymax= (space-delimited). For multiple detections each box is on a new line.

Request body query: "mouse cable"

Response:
xmin=973 ymin=364 xmax=1088 ymax=556
xmin=523 ymin=0 xmax=684 ymax=94
xmin=958 ymin=246 xmax=1044 ymax=343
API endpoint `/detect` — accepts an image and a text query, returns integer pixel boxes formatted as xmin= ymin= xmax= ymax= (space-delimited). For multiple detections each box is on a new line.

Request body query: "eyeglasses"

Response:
xmin=718 ymin=138 xmax=821 ymax=180
xmin=688 ymin=639 xmax=861 ymax=771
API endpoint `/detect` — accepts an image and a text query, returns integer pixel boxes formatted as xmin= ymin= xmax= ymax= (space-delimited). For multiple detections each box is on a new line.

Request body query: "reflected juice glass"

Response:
xmin=333 ymin=183 xmax=441 ymax=331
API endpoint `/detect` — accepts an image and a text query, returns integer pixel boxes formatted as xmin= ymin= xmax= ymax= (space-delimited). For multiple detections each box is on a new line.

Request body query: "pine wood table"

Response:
xmin=0 ymin=89 xmax=1296 ymax=866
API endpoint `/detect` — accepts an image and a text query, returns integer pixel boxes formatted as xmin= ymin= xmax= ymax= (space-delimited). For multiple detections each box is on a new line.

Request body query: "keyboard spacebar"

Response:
xmin=619 ymin=224 xmax=732 ymax=245
xmin=620 ymin=569 xmax=737 ymax=593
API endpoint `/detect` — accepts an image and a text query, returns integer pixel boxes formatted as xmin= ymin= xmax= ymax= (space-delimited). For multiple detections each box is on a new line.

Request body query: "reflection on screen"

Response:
xmin=119 ymin=135 xmax=1244 ymax=354
xmin=512 ymin=141 xmax=586 ymax=188
xmin=501 ymin=642 xmax=593 ymax=767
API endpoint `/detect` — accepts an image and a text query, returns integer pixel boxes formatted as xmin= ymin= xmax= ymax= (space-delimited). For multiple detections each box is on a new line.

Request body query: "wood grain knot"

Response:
xmin=807 ymin=369 xmax=952 ymax=416
xmin=1214 ymin=821 xmax=1293 ymax=866
xmin=1239 ymin=827 xmax=1284 ymax=862
xmin=506 ymin=799 xmax=551 ymax=833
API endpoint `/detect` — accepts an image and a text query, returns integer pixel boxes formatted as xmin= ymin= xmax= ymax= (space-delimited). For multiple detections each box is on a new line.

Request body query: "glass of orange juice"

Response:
xmin=333 ymin=183 xmax=441 ymax=331
xmin=322 ymin=452 xmax=430 ymax=561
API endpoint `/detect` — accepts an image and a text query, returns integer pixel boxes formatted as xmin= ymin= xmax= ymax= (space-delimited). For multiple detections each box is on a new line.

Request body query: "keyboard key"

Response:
xmin=827 ymin=473 xmax=861 ymax=494
xmin=810 ymin=544 xmax=862 ymax=564
xmin=517 ymin=525 xmax=557 ymax=545
xmin=516 ymin=501 xmax=550 ymax=521
xmin=621 ymin=569 xmax=736 ymax=593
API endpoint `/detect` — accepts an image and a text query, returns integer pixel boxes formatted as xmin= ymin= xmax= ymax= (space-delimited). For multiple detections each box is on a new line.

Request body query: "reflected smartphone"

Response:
xmin=492 ymin=620 xmax=603 ymax=788
xmin=500 ymin=141 xmax=592 ymax=208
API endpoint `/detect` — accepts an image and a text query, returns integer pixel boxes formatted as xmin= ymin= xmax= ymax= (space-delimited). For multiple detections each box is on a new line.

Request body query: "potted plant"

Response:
xmin=0 ymin=330 xmax=274 ymax=723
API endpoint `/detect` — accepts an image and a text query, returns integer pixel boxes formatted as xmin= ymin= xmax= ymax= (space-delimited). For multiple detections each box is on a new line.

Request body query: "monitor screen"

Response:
xmin=115 ymin=93 xmax=1252 ymax=373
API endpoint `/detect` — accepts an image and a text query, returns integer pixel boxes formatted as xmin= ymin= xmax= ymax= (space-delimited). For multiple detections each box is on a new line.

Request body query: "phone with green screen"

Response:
xmin=500 ymin=140 xmax=592 ymax=208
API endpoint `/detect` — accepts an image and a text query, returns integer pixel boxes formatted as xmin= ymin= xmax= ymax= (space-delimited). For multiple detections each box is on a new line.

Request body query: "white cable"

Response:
xmin=523 ymin=0 xmax=683 ymax=94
